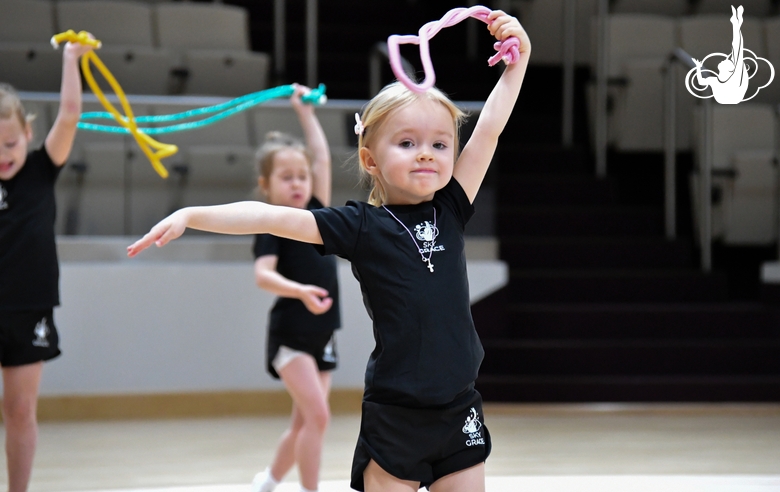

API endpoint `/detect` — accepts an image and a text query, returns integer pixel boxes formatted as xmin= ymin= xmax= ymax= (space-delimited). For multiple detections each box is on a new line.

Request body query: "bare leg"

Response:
xmin=429 ymin=463 xmax=486 ymax=492
xmin=268 ymin=370 xmax=331 ymax=483
xmin=363 ymin=459 xmax=418 ymax=492
xmin=277 ymin=355 xmax=331 ymax=491
xmin=2 ymin=363 xmax=43 ymax=492
xmin=268 ymin=404 xmax=305 ymax=482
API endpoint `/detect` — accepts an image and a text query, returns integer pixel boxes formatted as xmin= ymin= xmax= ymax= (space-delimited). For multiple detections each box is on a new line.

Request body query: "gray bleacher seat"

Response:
xmin=694 ymin=0 xmax=774 ymax=16
xmin=56 ymin=0 xmax=156 ymax=47
xmin=252 ymin=106 xmax=350 ymax=149
xmin=86 ymin=47 xmax=176 ymax=95
xmin=587 ymin=14 xmax=677 ymax=150
xmin=182 ymin=49 xmax=269 ymax=97
xmin=677 ymin=14 xmax=765 ymax=149
xmin=154 ymin=3 xmax=268 ymax=97
xmin=0 ymin=45 xmax=62 ymax=92
xmin=691 ymin=104 xmax=777 ymax=244
xmin=56 ymin=142 xmax=127 ymax=235
xmin=0 ymin=0 xmax=54 ymax=44
xmin=127 ymin=150 xmax=173 ymax=236
xmin=179 ymin=145 xmax=257 ymax=207
xmin=56 ymin=1 xmax=176 ymax=95
xmin=155 ymin=3 xmax=250 ymax=50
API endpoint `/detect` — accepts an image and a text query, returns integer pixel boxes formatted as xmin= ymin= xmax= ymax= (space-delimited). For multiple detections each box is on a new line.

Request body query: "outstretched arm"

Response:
xmin=127 ymin=201 xmax=323 ymax=257
xmin=291 ymin=84 xmax=332 ymax=206
xmin=46 ymin=37 xmax=94 ymax=166
xmin=453 ymin=10 xmax=531 ymax=204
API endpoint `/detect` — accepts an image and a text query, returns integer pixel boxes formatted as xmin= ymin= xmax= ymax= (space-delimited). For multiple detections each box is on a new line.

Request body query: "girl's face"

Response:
xmin=260 ymin=148 xmax=312 ymax=209
xmin=0 ymin=116 xmax=31 ymax=181
xmin=361 ymin=98 xmax=456 ymax=205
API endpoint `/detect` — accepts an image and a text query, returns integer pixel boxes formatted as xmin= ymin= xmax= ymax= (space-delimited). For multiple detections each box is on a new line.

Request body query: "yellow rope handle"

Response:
xmin=51 ymin=30 xmax=177 ymax=178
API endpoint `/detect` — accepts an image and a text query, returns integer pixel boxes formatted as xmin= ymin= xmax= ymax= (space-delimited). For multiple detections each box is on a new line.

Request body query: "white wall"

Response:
xmin=35 ymin=238 xmax=507 ymax=396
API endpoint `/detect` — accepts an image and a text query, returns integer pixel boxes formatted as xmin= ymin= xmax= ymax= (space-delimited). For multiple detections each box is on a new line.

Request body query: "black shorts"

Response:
xmin=351 ymin=388 xmax=491 ymax=491
xmin=0 ymin=309 xmax=61 ymax=367
xmin=266 ymin=329 xmax=338 ymax=379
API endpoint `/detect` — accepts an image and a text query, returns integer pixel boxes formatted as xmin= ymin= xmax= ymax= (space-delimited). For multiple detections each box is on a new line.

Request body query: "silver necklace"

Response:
xmin=382 ymin=205 xmax=438 ymax=273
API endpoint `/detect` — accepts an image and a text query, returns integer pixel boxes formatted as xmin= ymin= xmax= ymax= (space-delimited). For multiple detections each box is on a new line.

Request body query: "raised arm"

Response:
xmin=45 ymin=37 xmax=94 ymax=166
xmin=291 ymin=84 xmax=332 ymax=206
xmin=453 ymin=11 xmax=530 ymax=203
xmin=127 ymin=201 xmax=323 ymax=257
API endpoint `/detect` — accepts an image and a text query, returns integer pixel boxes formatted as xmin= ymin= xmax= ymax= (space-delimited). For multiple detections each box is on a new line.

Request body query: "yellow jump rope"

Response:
xmin=51 ymin=30 xmax=178 ymax=178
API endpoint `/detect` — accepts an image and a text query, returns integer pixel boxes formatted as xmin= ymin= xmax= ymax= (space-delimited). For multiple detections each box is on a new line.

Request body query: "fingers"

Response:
xmin=126 ymin=218 xmax=180 ymax=257
xmin=311 ymin=286 xmax=329 ymax=298
xmin=126 ymin=229 xmax=161 ymax=257
xmin=309 ymin=296 xmax=333 ymax=315
xmin=487 ymin=9 xmax=527 ymax=49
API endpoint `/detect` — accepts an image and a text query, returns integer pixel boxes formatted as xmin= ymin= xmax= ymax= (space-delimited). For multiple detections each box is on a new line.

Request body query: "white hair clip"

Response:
xmin=354 ymin=113 xmax=365 ymax=136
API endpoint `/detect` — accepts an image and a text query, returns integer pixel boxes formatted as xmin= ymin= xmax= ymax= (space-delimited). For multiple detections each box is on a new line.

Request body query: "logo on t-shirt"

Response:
xmin=414 ymin=221 xmax=445 ymax=254
xmin=462 ymin=407 xmax=485 ymax=447
xmin=32 ymin=317 xmax=50 ymax=347
xmin=0 ymin=183 xmax=8 ymax=210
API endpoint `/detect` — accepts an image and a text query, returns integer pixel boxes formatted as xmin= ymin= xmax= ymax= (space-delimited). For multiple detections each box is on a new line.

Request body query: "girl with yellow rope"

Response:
xmin=0 ymin=32 xmax=95 ymax=492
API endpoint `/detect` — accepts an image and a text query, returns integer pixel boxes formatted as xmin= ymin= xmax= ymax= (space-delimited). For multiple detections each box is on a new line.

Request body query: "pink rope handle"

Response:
xmin=387 ymin=5 xmax=521 ymax=94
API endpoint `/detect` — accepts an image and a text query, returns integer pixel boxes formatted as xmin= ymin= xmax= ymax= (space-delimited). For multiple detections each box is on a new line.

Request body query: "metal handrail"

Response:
xmin=595 ymin=0 xmax=609 ymax=178
xmin=274 ymin=0 xmax=317 ymax=86
xmin=306 ymin=0 xmax=318 ymax=87
xmin=369 ymin=42 xmax=416 ymax=97
xmin=664 ymin=47 xmax=713 ymax=271
xmin=776 ymin=104 xmax=780 ymax=261
xmin=561 ymin=0 xmax=576 ymax=147
xmin=274 ymin=0 xmax=285 ymax=83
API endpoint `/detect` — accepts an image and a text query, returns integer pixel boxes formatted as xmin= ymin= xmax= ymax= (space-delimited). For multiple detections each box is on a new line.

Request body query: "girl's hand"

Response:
xmin=63 ymin=32 xmax=96 ymax=58
xmin=487 ymin=10 xmax=531 ymax=55
xmin=290 ymin=83 xmax=314 ymax=115
xmin=298 ymin=285 xmax=333 ymax=315
xmin=127 ymin=210 xmax=189 ymax=257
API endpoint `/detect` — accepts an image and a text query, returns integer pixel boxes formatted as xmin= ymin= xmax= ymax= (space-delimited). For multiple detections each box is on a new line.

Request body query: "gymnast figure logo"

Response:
xmin=685 ymin=5 xmax=774 ymax=104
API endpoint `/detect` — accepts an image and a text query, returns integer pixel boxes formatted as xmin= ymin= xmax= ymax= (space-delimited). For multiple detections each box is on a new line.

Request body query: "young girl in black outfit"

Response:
xmin=250 ymin=84 xmax=340 ymax=492
xmin=128 ymin=10 xmax=529 ymax=492
xmin=0 ymin=37 xmax=94 ymax=492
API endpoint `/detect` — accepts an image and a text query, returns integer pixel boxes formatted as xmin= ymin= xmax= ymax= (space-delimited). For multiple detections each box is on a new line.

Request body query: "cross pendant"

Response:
xmin=425 ymin=259 xmax=434 ymax=273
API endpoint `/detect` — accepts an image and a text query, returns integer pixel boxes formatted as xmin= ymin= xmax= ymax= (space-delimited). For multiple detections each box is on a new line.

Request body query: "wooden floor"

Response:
xmin=7 ymin=404 xmax=780 ymax=492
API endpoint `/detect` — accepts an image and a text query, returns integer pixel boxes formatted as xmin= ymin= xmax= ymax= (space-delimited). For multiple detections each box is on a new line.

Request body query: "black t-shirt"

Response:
xmin=312 ymin=178 xmax=484 ymax=407
xmin=253 ymin=196 xmax=341 ymax=340
xmin=0 ymin=147 xmax=62 ymax=311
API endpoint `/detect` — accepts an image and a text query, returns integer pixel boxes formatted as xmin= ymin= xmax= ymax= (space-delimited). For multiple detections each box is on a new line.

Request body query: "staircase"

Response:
xmin=473 ymin=67 xmax=780 ymax=402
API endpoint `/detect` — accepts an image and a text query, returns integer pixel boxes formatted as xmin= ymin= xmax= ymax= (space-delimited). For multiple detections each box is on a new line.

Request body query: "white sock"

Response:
xmin=250 ymin=468 xmax=279 ymax=492
xmin=299 ymin=487 xmax=317 ymax=492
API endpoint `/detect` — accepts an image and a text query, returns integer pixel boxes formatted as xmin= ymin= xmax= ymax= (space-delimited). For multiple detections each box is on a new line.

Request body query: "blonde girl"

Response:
xmin=129 ymin=10 xmax=529 ymax=492
xmin=0 ymin=37 xmax=94 ymax=492
xmin=250 ymin=84 xmax=340 ymax=492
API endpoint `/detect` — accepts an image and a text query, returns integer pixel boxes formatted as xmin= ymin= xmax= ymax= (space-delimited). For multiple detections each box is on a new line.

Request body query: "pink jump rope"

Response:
xmin=387 ymin=5 xmax=521 ymax=94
